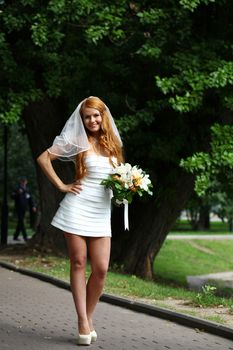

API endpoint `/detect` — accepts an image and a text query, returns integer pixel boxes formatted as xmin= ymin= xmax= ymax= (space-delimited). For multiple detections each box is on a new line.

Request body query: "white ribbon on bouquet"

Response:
xmin=111 ymin=191 xmax=129 ymax=230
xmin=123 ymin=199 xmax=129 ymax=230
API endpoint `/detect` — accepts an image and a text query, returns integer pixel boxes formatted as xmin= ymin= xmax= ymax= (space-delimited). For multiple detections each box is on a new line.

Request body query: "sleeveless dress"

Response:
xmin=51 ymin=154 xmax=115 ymax=237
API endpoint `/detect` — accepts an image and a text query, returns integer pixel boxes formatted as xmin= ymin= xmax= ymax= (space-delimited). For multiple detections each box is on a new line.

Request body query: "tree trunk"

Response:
xmin=197 ymin=204 xmax=210 ymax=230
xmin=228 ymin=219 xmax=233 ymax=232
xmin=23 ymin=99 xmax=74 ymax=253
xmin=187 ymin=208 xmax=199 ymax=231
xmin=111 ymin=169 xmax=195 ymax=279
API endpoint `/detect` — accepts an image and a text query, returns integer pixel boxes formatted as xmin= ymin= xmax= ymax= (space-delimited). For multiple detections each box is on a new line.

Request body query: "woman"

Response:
xmin=37 ymin=96 xmax=123 ymax=345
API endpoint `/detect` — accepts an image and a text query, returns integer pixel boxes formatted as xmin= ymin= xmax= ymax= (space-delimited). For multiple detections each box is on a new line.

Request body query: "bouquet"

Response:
xmin=101 ymin=163 xmax=153 ymax=206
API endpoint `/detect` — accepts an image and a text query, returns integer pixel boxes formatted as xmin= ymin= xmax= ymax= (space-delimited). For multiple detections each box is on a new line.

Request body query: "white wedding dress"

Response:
xmin=51 ymin=154 xmax=115 ymax=237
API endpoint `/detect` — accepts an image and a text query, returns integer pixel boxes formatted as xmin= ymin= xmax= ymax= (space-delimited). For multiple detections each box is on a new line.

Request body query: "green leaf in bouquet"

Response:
xmin=114 ymin=182 xmax=123 ymax=190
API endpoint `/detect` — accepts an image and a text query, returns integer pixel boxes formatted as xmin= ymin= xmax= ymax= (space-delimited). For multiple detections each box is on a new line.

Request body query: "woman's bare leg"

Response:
xmin=64 ymin=233 xmax=90 ymax=335
xmin=86 ymin=237 xmax=111 ymax=331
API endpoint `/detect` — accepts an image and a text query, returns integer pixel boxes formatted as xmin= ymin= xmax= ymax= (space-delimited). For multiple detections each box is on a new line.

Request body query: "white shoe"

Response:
xmin=77 ymin=333 xmax=91 ymax=345
xmin=90 ymin=330 xmax=97 ymax=343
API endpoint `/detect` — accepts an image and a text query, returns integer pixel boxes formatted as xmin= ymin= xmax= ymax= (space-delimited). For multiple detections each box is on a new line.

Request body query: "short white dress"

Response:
xmin=51 ymin=154 xmax=115 ymax=237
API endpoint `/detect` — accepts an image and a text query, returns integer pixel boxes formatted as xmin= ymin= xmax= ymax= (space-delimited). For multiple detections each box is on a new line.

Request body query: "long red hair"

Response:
xmin=75 ymin=96 xmax=124 ymax=180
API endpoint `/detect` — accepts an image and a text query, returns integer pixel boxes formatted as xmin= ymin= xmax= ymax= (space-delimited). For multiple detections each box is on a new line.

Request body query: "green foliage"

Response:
xmin=179 ymin=0 xmax=217 ymax=11
xmin=137 ymin=8 xmax=166 ymax=25
xmin=181 ymin=124 xmax=233 ymax=196
xmin=85 ymin=4 xmax=126 ymax=44
xmin=0 ymin=124 xmax=38 ymax=200
xmin=0 ymin=90 xmax=42 ymax=124
xmin=155 ymin=61 xmax=233 ymax=113
xmin=1 ymin=1 xmax=232 ymax=123
xmin=194 ymin=285 xmax=218 ymax=307
xmin=212 ymin=191 xmax=233 ymax=230
xmin=0 ymin=95 xmax=25 ymax=124
xmin=224 ymin=95 xmax=233 ymax=110
xmin=31 ymin=14 xmax=49 ymax=46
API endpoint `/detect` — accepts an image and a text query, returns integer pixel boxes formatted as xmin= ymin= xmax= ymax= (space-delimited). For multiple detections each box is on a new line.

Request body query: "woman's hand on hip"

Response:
xmin=59 ymin=181 xmax=82 ymax=194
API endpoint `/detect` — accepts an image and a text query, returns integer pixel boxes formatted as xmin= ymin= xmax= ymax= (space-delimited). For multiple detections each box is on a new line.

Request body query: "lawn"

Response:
xmin=171 ymin=219 xmax=231 ymax=233
xmin=154 ymin=239 xmax=233 ymax=286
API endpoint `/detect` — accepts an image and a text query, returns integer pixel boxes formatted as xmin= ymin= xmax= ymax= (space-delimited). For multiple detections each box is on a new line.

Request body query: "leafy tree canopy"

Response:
xmin=1 ymin=0 xmax=232 ymax=133
xmin=1 ymin=0 xmax=233 ymax=218
xmin=181 ymin=124 xmax=233 ymax=196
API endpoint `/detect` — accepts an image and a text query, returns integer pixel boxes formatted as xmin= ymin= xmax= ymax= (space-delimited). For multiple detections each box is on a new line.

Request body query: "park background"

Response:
xmin=0 ymin=0 xmax=233 ymax=327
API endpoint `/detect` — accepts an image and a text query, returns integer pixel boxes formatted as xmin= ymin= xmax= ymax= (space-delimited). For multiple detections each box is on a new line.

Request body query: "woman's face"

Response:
xmin=82 ymin=107 xmax=102 ymax=134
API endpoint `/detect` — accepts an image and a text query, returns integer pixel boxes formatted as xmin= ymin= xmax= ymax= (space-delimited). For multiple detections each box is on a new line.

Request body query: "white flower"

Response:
xmin=115 ymin=163 xmax=132 ymax=176
xmin=140 ymin=174 xmax=151 ymax=192
xmin=131 ymin=166 xmax=143 ymax=179
xmin=124 ymin=182 xmax=129 ymax=189
xmin=115 ymin=163 xmax=134 ymax=186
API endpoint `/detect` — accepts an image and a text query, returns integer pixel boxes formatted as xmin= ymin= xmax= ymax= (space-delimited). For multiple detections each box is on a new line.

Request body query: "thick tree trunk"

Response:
xmin=23 ymin=99 xmax=74 ymax=253
xmin=111 ymin=170 xmax=194 ymax=279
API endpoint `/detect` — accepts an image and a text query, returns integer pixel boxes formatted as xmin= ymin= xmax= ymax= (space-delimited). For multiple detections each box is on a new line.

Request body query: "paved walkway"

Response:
xmin=167 ymin=234 xmax=233 ymax=240
xmin=6 ymin=236 xmax=29 ymax=245
xmin=0 ymin=267 xmax=232 ymax=349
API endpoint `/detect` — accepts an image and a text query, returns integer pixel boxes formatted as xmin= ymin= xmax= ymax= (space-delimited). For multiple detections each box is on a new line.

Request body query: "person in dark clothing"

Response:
xmin=12 ymin=177 xmax=36 ymax=241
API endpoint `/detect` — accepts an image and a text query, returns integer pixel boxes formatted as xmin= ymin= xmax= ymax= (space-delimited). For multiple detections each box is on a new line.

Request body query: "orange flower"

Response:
xmin=134 ymin=178 xmax=142 ymax=187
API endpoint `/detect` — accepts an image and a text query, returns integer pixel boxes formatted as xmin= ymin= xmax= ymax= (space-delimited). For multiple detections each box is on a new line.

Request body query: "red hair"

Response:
xmin=75 ymin=97 xmax=124 ymax=180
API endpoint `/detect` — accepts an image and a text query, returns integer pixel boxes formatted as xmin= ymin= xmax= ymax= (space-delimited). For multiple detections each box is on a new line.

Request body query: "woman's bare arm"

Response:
xmin=37 ymin=150 xmax=82 ymax=194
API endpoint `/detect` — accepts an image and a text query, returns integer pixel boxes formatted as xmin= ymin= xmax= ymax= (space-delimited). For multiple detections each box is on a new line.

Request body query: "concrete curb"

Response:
xmin=0 ymin=260 xmax=232 ymax=341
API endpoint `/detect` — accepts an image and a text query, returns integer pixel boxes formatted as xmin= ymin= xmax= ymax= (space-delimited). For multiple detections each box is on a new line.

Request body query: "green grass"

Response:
xmin=9 ymin=252 xmax=233 ymax=310
xmin=171 ymin=219 xmax=231 ymax=233
xmin=13 ymin=255 xmax=193 ymax=300
xmin=154 ymin=239 xmax=233 ymax=286
xmin=204 ymin=315 xmax=226 ymax=325
xmin=170 ymin=230 xmax=232 ymax=235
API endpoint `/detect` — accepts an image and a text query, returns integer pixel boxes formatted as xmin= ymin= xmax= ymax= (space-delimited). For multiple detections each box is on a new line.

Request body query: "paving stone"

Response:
xmin=0 ymin=267 xmax=232 ymax=349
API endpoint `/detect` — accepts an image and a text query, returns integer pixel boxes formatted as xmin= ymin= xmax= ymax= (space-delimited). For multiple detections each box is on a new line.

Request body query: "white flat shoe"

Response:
xmin=90 ymin=330 xmax=97 ymax=343
xmin=77 ymin=333 xmax=91 ymax=345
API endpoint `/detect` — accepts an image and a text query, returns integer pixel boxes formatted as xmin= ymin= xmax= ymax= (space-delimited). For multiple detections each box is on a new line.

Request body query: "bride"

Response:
xmin=37 ymin=96 xmax=124 ymax=345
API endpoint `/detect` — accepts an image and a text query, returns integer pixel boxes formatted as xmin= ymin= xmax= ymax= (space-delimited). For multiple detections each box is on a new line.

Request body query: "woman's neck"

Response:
xmin=89 ymin=135 xmax=99 ymax=144
xmin=87 ymin=137 xmax=110 ymax=157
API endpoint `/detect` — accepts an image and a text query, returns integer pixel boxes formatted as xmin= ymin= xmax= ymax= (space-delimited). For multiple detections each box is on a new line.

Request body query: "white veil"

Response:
xmin=48 ymin=97 xmax=122 ymax=161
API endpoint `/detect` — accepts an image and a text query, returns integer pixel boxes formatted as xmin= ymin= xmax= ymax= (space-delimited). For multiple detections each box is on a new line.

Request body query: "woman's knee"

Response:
xmin=92 ymin=263 xmax=109 ymax=279
xmin=70 ymin=254 xmax=87 ymax=270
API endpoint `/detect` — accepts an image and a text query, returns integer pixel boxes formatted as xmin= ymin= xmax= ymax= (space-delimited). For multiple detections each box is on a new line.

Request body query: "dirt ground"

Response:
xmin=143 ymin=298 xmax=233 ymax=328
